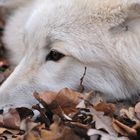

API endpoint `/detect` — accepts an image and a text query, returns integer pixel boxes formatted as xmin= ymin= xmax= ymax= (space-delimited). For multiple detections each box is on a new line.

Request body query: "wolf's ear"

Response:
xmin=109 ymin=1 xmax=140 ymax=33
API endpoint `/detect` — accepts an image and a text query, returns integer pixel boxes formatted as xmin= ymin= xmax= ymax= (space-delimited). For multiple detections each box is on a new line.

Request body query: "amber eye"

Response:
xmin=46 ymin=50 xmax=65 ymax=61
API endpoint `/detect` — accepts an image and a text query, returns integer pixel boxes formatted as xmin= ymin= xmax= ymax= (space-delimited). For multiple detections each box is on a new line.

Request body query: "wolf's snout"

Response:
xmin=0 ymin=59 xmax=39 ymax=108
xmin=0 ymin=79 xmax=38 ymax=108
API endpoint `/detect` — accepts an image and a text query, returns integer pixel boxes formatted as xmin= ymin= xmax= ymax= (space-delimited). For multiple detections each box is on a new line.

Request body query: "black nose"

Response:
xmin=0 ymin=27 xmax=3 ymax=32
xmin=0 ymin=109 xmax=3 ymax=114
xmin=0 ymin=28 xmax=4 ymax=36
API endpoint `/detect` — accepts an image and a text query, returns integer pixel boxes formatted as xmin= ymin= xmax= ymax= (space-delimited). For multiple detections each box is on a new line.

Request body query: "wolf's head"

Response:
xmin=1 ymin=0 xmax=140 ymax=108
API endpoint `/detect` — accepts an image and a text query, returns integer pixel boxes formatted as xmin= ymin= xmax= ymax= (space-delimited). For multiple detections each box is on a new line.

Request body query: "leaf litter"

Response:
xmin=0 ymin=87 xmax=139 ymax=140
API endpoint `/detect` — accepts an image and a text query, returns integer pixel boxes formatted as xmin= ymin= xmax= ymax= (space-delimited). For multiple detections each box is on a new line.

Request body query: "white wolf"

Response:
xmin=0 ymin=0 xmax=140 ymax=108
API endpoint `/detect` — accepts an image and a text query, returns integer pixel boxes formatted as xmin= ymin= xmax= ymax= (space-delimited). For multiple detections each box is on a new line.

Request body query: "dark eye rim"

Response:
xmin=46 ymin=50 xmax=65 ymax=61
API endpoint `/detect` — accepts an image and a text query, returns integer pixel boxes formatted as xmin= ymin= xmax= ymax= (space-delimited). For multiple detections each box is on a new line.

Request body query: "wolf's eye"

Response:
xmin=46 ymin=50 xmax=65 ymax=61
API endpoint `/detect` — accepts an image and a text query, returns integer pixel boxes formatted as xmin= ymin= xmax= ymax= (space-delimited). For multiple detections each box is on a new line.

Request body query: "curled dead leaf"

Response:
xmin=112 ymin=119 xmax=137 ymax=137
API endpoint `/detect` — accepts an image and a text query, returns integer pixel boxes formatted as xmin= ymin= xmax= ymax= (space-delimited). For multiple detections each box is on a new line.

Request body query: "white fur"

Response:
xmin=0 ymin=0 xmax=140 ymax=108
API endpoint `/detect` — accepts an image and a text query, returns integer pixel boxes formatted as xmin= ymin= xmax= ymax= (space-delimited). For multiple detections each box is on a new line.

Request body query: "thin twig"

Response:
xmin=79 ymin=67 xmax=87 ymax=93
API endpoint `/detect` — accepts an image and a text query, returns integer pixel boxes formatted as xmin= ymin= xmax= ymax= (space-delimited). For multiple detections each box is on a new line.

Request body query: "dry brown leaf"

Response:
xmin=90 ymin=108 xmax=117 ymax=136
xmin=112 ymin=119 xmax=137 ymax=136
xmin=94 ymin=102 xmax=116 ymax=114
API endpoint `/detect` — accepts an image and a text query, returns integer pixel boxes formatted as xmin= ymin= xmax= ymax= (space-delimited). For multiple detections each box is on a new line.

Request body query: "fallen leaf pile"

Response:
xmin=0 ymin=88 xmax=139 ymax=139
